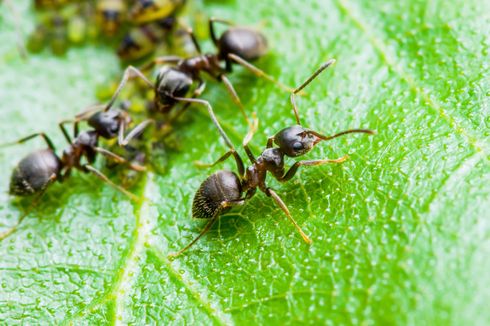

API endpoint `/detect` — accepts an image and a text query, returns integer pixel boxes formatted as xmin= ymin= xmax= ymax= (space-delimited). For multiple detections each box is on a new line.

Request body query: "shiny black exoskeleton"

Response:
xmin=192 ymin=170 xmax=242 ymax=220
xmin=169 ymin=60 xmax=377 ymax=257
xmin=9 ymin=148 xmax=61 ymax=196
xmin=215 ymin=26 xmax=267 ymax=68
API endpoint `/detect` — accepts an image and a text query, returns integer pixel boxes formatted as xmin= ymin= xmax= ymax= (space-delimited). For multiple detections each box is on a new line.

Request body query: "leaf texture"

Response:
xmin=0 ymin=0 xmax=489 ymax=324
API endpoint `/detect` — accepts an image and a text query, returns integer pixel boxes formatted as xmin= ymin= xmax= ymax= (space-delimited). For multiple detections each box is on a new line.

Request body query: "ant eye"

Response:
xmin=293 ymin=142 xmax=303 ymax=151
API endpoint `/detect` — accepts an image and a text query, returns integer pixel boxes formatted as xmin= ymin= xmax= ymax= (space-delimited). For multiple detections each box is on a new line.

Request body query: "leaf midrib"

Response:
xmin=63 ymin=173 xmax=231 ymax=325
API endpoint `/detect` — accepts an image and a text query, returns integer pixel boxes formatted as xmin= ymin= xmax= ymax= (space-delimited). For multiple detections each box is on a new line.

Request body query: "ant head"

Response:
xmin=275 ymin=125 xmax=377 ymax=157
xmin=218 ymin=27 xmax=268 ymax=62
xmin=88 ymin=109 xmax=128 ymax=139
xmin=273 ymin=125 xmax=322 ymax=157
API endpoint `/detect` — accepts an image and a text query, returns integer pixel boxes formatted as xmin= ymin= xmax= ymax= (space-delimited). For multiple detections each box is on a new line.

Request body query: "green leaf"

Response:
xmin=1 ymin=0 xmax=489 ymax=324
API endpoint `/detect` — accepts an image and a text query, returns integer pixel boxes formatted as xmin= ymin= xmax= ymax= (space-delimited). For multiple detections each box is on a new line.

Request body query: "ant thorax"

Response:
xmin=243 ymin=148 xmax=285 ymax=190
xmin=259 ymin=148 xmax=285 ymax=170
xmin=243 ymin=165 xmax=261 ymax=190
xmin=179 ymin=54 xmax=222 ymax=77
xmin=62 ymin=131 xmax=98 ymax=168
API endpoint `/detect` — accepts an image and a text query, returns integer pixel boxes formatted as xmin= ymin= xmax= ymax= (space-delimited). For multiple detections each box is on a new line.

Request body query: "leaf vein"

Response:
xmin=148 ymin=246 xmax=232 ymax=326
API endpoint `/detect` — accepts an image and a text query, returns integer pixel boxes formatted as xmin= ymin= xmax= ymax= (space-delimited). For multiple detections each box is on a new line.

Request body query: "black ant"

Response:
xmin=0 ymin=103 xmax=148 ymax=240
xmin=63 ymin=101 xmax=155 ymax=147
xmin=102 ymin=18 xmax=294 ymax=132
xmin=169 ymin=60 xmax=377 ymax=257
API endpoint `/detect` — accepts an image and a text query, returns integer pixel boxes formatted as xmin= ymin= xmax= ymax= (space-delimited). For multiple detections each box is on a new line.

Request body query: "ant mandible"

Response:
xmin=0 ymin=104 xmax=146 ymax=240
xmin=102 ymin=18 xmax=294 ymax=131
xmin=169 ymin=59 xmax=377 ymax=257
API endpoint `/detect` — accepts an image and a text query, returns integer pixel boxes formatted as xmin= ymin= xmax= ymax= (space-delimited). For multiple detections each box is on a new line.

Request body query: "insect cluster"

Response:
xmin=26 ymin=0 xmax=187 ymax=60
xmin=1 ymin=0 xmax=376 ymax=258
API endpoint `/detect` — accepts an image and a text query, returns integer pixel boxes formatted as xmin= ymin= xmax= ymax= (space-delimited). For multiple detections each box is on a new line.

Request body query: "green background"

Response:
xmin=0 ymin=0 xmax=489 ymax=324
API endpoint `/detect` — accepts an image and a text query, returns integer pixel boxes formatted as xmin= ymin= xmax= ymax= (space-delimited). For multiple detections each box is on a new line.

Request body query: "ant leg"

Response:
xmin=74 ymin=121 xmax=80 ymax=138
xmin=266 ymin=136 xmax=274 ymax=148
xmin=290 ymin=93 xmax=300 ymax=125
xmin=219 ymin=74 xmax=251 ymax=127
xmin=117 ymin=118 xmax=126 ymax=146
xmin=139 ymin=55 xmax=183 ymax=72
xmin=227 ymin=53 xmax=296 ymax=93
xmin=245 ymin=188 xmax=257 ymax=200
xmin=242 ymin=112 xmax=259 ymax=163
xmin=60 ymin=104 xmax=107 ymax=143
xmin=75 ymin=104 xmax=106 ymax=120
xmin=266 ymin=188 xmax=312 ymax=244
xmin=193 ymin=79 xmax=207 ymax=97
xmin=169 ymin=216 xmax=219 ymax=258
xmin=279 ymin=156 xmax=349 ymax=182
xmin=171 ymin=96 xmax=234 ymax=150
xmin=84 ymin=164 xmax=140 ymax=202
xmin=0 ymin=174 xmax=56 ymax=241
xmin=208 ymin=17 xmax=234 ymax=46
xmin=93 ymin=147 xmax=146 ymax=171
xmin=181 ymin=27 xmax=202 ymax=54
xmin=194 ymin=149 xmax=245 ymax=176
xmin=104 ymin=66 xmax=154 ymax=112
xmin=58 ymin=120 xmax=75 ymax=145
xmin=290 ymin=59 xmax=336 ymax=125
xmin=0 ymin=133 xmax=56 ymax=151
xmin=119 ymin=119 xmax=155 ymax=146
xmin=168 ymin=199 xmax=244 ymax=258
xmin=172 ymin=96 xmax=248 ymax=176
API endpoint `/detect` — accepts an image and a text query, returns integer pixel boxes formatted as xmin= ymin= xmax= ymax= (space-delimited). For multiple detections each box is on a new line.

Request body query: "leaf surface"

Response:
xmin=0 ymin=0 xmax=489 ymax=324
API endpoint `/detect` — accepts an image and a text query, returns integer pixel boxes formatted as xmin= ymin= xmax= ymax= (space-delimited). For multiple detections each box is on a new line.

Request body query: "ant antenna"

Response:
xmin=182 ymin=26 xmax=202 ymax=54
xmin=290 ymin=59 xmax=336 ymax=125
xmin=312 ymin=128 xmax=377 ymax=142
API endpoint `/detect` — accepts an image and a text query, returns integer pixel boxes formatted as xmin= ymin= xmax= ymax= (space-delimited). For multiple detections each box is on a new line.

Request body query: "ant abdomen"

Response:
xmin=192 ymin=170 xmax=242 ymax=219
xmin=9 ymin=149 xmax=61 ymax=196
xmin=218 ymin=27 xmax=268 ymax=62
